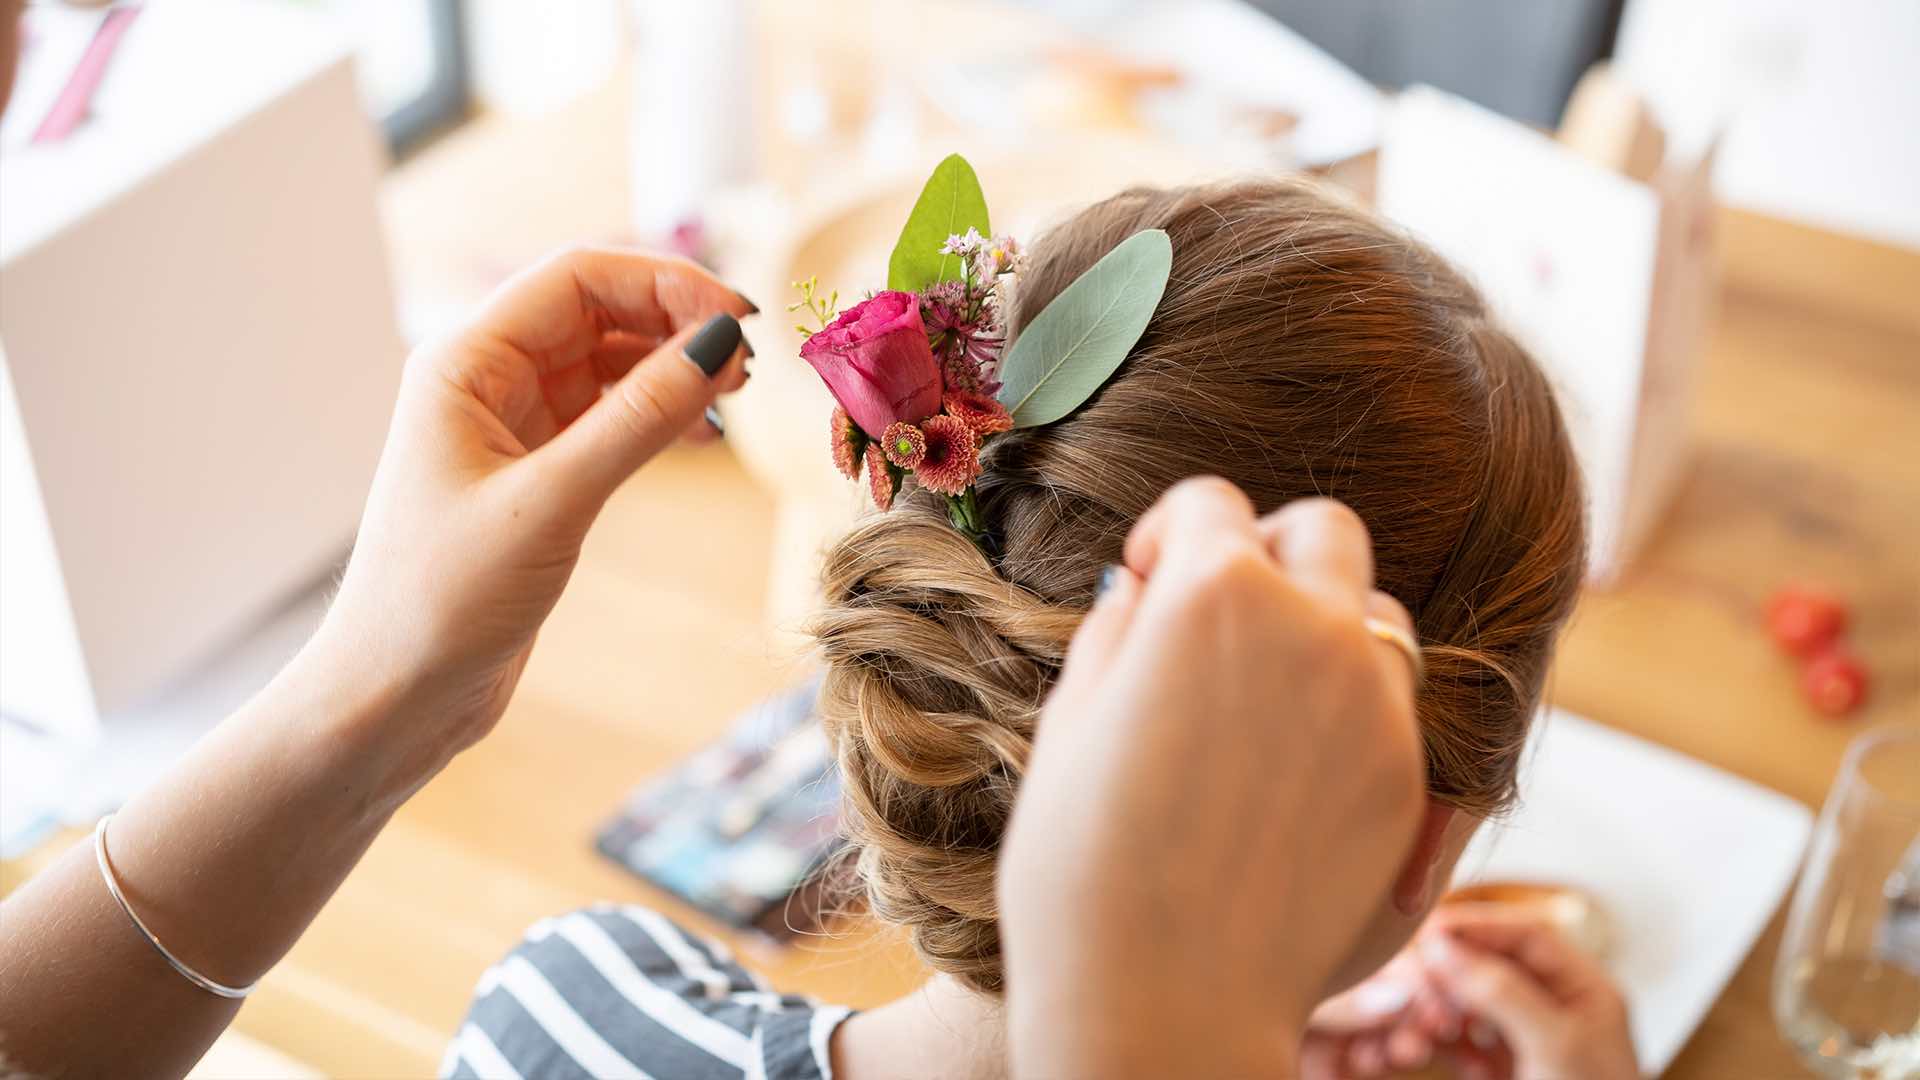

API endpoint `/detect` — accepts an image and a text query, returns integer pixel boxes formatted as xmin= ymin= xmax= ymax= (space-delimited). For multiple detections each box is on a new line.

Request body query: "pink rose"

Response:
xmin=801 ymin=291 xmax=943 ymax=438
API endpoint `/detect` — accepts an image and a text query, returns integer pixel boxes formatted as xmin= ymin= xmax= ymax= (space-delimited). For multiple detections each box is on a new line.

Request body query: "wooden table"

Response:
xmin=8 ymin=70 xmax=1916 ymax=1079
xmin=1547 ymin=212 xmax=1919 ymax=1078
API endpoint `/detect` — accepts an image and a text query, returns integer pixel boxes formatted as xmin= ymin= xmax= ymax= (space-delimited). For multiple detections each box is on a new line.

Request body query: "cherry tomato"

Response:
xmin=1802 ymin=651 xmax=1869 ymax=719
xmin=1766 ymin=586 xmax=1849 ymax=658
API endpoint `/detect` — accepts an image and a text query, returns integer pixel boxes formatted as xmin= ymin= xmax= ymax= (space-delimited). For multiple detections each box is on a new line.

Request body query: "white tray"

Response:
xmin=1455 ymin=709 xmax=1814 ymax=1074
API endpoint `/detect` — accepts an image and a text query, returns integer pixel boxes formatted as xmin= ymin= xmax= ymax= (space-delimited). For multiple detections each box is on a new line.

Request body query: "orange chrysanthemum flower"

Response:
xmin=914 ymin=415 xmax=981 ymax=496
xmin=881 ymin=421 xmax=928 ymax=469
xmin=944 ymin=390 xmax=1013 ymax=435
xmin=830 ymin=407 xmax=865 ymax=479
xmin=865 ymin=444 xmax=900 ymax=509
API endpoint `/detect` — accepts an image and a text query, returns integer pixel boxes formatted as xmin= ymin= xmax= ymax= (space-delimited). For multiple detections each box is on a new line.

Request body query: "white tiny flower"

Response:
xmin=940 ymin=228 xmax=987 ymax=257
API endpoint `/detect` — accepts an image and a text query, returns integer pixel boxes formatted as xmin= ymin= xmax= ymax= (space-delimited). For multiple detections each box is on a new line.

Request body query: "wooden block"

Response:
xmin=1560 ymin=63 xmax=1668 ymax=183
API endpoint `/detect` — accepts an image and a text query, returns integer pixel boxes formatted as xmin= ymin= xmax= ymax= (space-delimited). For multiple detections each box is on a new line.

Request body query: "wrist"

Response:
xmin=1012 ymin=1016 xmax=1301 ymax=1079
xmin=255 ymin=623 xmax=451 ymax=816
xmin=1009 ymin=971 xmax=1304 ymax=1078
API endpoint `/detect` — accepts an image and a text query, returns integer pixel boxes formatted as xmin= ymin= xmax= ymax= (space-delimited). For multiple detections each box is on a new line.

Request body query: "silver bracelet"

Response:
xmin=93 ymin=814 xmax=258 ymax=999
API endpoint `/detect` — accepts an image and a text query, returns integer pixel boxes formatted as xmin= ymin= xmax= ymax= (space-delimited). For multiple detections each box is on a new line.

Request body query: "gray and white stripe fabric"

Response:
xmin=441 ymin=905 xmax=852 ymax=1080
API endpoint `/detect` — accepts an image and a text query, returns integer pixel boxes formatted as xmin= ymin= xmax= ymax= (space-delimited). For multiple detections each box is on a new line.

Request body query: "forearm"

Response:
xmin=1005 ymin=924 xmax=1306 ymax=1080
xmin=1008 ymin=994 xmax=1303 ymax=1080
xmin=0 ymin=630 xmax=446 ymax=1078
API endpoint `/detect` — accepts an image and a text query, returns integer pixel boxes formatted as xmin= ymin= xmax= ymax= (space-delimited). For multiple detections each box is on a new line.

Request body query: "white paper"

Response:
xmin=1457 ymin=710 xmax=1814 ymax=1073
xmin=1378 ymin=86 xmax=1661 ymax=582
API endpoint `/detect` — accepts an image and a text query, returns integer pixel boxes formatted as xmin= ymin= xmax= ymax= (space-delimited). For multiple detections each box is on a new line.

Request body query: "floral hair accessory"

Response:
xmin=880 ymin=421 xmax=927 ymax=469
xmin=793 ymin=153 xmax=1172 ymax=546
xmin=829 ymin=407 xmax=865 ymax=479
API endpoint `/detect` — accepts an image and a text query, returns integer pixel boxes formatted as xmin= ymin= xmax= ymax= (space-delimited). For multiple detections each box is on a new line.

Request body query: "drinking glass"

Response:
xmin=1775 ymin=725 xmax=1920 ymax=1078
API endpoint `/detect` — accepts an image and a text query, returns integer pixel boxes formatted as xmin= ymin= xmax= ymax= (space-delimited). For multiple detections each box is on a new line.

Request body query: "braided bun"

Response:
xmin=814 ymin=504 xmax=1080 ymax=991
xmin=812 ymin=179 xmax=1585 ymax=994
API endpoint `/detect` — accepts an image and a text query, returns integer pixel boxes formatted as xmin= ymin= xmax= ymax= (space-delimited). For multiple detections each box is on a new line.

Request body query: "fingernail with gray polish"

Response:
xmin=684 ymin=313 xmax=742 ymax=377
xmin=704 ymin=406 xmax=726 ymax=437
xmin=734 ymin=290 xmax=761 ymax=315
xmin=1096 ymin=564 xmax=1122 ymax=598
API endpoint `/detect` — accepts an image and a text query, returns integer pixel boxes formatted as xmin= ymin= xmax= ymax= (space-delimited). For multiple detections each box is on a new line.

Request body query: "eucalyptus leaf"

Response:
xmin=996 ymin=229 xmax=1171 ymax=428
xmin=887 ymin=154 xmax=991 ymax=293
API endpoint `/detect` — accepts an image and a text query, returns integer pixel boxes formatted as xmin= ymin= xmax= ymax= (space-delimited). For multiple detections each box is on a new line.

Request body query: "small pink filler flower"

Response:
xmin=912 ymin=415 xmax=981 ymax=496
xmin=801 ymin=291 xmax=943 ymax=439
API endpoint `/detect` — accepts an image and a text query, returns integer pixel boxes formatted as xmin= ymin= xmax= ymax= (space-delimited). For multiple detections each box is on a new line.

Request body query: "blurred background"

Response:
xmin=0 ymin=1 xmax=1915 ymax=1076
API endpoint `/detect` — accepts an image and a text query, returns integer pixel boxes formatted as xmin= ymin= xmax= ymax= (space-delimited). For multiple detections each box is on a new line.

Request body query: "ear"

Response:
xmin=1390 ymin=801 xmax=1458 ymax=917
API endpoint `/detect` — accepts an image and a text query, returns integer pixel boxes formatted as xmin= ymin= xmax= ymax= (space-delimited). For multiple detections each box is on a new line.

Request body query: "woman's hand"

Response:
xmin=313 ymin=247 xmax=752 ymax=779
xmin=1417 ymin=908 xmax=1638 ymax=1080
xmin=1303 ymin=907 xmax=1639 ymax=1080
xmin=998 ymin=479 xmax=1427 ymax=1079
xmin=1301 ymin=941 xmax=1452 ymax=1078
xmin=0 ymin=247 xmax=755 ymax=1080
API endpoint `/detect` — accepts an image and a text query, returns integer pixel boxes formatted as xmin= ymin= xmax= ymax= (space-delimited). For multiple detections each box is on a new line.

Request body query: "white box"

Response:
xmin=0 ymin=4 xmax=403 ymax=732
xmin=1378 ymin=86 xmax=1716 ymax=584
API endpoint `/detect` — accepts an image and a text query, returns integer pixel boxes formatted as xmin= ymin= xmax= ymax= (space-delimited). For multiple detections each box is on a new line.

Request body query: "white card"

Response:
xmin=1378 ymin=86 xmax=1661 ymax=581
xmin=1456 ymin=711 xmax=1812 ymax=1073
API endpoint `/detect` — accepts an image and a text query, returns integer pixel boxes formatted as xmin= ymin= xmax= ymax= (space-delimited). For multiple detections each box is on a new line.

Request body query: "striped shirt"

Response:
xmin=441 ymin=905 xmax=852 ymax=1080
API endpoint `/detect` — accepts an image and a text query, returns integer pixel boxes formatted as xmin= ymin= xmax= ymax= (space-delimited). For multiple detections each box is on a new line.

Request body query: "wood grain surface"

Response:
xmin=6 ymin=60 xmax=1914 ymax=1079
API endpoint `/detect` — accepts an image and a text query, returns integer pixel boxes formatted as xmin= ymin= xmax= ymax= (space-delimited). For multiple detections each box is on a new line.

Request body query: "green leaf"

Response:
xmin=887 ymin=154 xmax=991 ymax=293
xmin=996 ymin=229 xmax=1171 ymax=428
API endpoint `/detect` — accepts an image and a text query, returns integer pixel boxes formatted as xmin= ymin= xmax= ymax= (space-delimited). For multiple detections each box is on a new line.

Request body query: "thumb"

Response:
xmin=543 ymin=313 xmax=743 ymax=507
xmin=1422 ymin=933 xmax=1564 ymax=1060
xmin=1051 ymin=565 xmax=1143 ymax=706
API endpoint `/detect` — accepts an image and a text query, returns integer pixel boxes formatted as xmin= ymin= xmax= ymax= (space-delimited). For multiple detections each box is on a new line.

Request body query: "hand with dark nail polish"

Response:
xmin=683 ymin=313 xmax=742 ymax=377
xmin=0 ymin=244 xmax=780 ymax=1080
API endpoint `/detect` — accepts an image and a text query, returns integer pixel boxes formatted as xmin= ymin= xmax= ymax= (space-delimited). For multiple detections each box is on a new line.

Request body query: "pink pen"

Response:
xmin=31 ymin=5 xmax=143 ymax=145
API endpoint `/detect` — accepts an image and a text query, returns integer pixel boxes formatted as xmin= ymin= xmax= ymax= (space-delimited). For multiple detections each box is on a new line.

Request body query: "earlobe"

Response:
xmin=1390 ymin=802 xmax=1458 ymax=916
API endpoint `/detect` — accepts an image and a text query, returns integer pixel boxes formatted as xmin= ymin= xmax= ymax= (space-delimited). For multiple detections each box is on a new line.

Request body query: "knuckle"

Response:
xmin=1184 ymin=543 xmax=1272 ymax=602
xmin=548 ymin=242 xmax=598 ymax=267
xmin=1167 ymin=474 xmax=1252 ymax=513
xmin=1366 ymin=589 xmax=1414 ymax=631
xmin=613 ymin=376 xmax=675 ymax=439
xmin=1467 ymin=965 xmax=1518 ymax=1001
xmin=1153 ymin=553 xmax=1272 ymax=638
xmin=400 ymin=342 xmax=441 ymax=383
xmin=405 ymin=330 xmax=469 ymax=375
xmin=1291 ymin=496 xmax=1372 ymax=546
xmin=1294 ymin=604 xmax=1374 ymax=670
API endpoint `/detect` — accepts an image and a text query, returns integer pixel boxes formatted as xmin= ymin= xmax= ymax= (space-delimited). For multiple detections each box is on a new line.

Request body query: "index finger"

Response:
xmin=1121 ymin=476 xmax=1261 ymax=580
xmin=466 ymin=247 xmax=753 ymax=376
xmin=1423 ymin=906 xmax=1600 ymax=1001
xmin=1255 ymin=497 xmax=1376 ymax=612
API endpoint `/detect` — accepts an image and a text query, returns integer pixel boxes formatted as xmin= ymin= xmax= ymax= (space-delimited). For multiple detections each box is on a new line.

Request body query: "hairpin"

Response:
xmin=793 ymin=154 xmax=1172 ymax=546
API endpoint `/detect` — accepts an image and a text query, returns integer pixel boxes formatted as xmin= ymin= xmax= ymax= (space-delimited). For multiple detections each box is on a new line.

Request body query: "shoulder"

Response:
xmin=440 ymin=904 xmax=853 ymax=1080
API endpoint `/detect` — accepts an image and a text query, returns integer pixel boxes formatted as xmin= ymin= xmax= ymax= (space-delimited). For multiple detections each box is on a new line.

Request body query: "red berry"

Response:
xmin=1802 ymin=651 xmax=1868 ymax=718
xmin=1766 ymin=587 xmax=1849 ymax=657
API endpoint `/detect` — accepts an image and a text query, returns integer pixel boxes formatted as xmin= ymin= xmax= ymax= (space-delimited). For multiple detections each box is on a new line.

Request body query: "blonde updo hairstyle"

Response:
xmin=812 ymin=179 xmax=1586 ymax=994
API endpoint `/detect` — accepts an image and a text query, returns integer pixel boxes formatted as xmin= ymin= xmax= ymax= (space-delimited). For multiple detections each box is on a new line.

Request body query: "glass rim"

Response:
xmin=1836 ymin=724 xmax=1920 ymax=819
